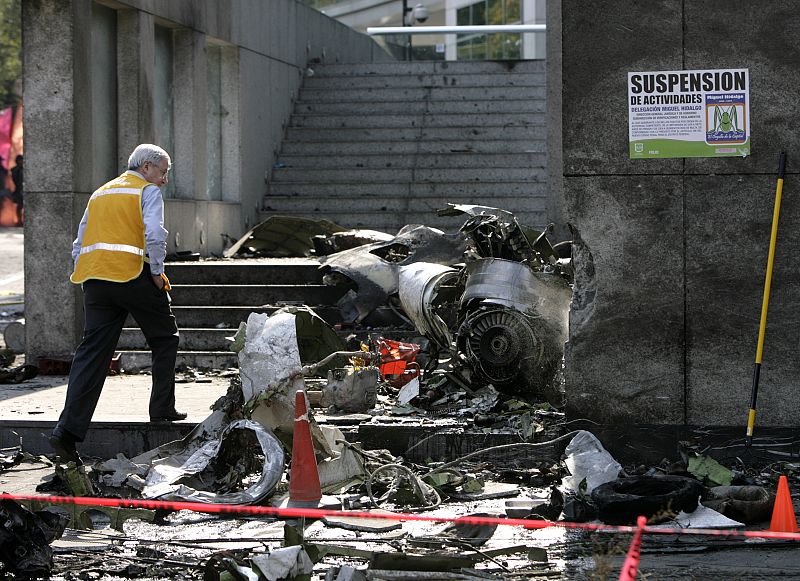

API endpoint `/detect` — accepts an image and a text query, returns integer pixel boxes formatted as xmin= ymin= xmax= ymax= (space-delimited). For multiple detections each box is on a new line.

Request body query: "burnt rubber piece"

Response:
xmin=590 ymin=475 xmax=704 ymax=525
xmin=703 ymin=485 xmax=774 ymax=524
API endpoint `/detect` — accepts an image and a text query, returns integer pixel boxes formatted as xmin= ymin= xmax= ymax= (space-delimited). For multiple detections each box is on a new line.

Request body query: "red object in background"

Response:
xmin=0 ymin=195 xmax=18 ymax=225
xmin=0 ymin=104 xmax=23 ymax=227
xmin=378 ymin=338 xmax=421 ymax=388
xmin=37 ymin=358 xmax=72 ymax=375
xmin=0 ymin=107 xmax=11 ymax=164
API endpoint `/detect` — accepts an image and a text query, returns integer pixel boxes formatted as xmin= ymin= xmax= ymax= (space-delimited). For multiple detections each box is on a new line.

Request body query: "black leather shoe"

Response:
xmin=150 ymin=410 xmax=188 ymax=422
xmin=48 ymin=435 xmax=82 ymax=465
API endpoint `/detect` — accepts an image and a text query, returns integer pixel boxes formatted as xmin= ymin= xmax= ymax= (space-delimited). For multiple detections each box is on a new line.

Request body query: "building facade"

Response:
xmin=22 ymin=0 xmax=388 ymax=362
xmin=305 ymin=0 xmax=546 ymax=61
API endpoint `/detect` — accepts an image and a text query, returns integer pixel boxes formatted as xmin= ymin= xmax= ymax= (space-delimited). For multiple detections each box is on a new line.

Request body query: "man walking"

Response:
xmin=49 ymin=144 xmax=185 ymax=464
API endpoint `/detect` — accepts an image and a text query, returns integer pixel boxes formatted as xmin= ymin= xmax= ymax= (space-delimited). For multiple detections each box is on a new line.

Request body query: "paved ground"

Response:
xmin=0 ymin=225 xmax=228 ymax=425
xmin=0 ymin=226 xmax=24 ymax=350
xmin=0 ymin=372 xmax=230 ymax=423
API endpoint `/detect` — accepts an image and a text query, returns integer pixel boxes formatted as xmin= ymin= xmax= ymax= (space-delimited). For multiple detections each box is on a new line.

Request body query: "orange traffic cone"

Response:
xmin=769 ymin=475 xmax=798 ymax=532
xmin=288 ymin=389 xmax=322 ymax=505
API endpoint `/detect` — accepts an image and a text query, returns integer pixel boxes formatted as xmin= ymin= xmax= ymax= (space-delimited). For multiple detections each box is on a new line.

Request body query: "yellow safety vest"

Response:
xmin=71 ymin=172 xmax=149 ymax=284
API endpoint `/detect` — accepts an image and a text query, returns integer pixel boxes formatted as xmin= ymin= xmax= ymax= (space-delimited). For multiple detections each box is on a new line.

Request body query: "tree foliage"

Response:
xmin=0 ymin=0 xmax=21 ymax=109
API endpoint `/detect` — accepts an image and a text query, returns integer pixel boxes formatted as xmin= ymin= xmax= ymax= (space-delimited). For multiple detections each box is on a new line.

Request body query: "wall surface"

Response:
xmin=23 ymin=0 xmax=390 ymax=362
xmin=551 ymin=0 xmax=800 ymax=426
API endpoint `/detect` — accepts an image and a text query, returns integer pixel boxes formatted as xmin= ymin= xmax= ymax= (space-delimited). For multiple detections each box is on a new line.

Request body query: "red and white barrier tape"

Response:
xmin=619 ymin=515 xmax=646 ymax=581
xmin=4 ymin=492 xmax=800 ymax=581
xmin=2 ymin=492 xmax=799 ymax=541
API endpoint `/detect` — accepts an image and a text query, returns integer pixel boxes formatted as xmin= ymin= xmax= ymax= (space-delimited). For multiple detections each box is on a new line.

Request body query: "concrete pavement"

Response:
xmin=0 ymin=372 xmax=230 ymax=423
xmin=0 ymin=225 xmax=230 ymax=458
xmin=0 ymin=226 xmax=24 ymax=350
xmin=0 ymin=371 xmax=231 ymax=459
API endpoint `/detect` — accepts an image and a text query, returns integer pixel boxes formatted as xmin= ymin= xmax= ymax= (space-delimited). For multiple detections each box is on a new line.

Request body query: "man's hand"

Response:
xmin=152 ymin=274 xmax=164 ymax=290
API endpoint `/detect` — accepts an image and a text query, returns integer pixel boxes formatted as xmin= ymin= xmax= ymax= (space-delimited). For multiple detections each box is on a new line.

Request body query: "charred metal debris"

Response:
xmin=313 ymin=204 xmax=573 ymax=408
xmin=7 ymin=206 xmax=795 ymax=579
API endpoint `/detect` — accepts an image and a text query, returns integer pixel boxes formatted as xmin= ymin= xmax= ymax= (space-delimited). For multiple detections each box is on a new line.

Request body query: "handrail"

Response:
xmin=367 ymin=24 xmax=546 ymax=35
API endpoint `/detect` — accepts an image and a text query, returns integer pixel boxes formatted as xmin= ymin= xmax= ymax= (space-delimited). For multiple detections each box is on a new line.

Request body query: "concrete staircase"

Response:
xmin=117 ymin=60 xmax=548 ymax=371
xmin=116 ymin=258 xmax=404 ymax=371
xmin=264 ymin=60 xmax=548 ymax=233
xmin=117 ymin=259 xmax=333 ymax=370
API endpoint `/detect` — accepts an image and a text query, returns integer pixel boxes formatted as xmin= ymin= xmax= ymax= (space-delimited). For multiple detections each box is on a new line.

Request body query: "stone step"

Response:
xmin=302 ymin=72 xmax=546 ymax=89
xmin=169 ymin=284 xmax=346 ymax=306
xmin=120 ymin=322 xmax=413 ymax=351
xmin=119 ymin=328 xmax=234 ymax=351
xmin=309 ymin=60 xmax=546 ymax=76
xmin=258 ymin=209 xmax=549 ymax=231
xmin=263 ymin=193 xmax=545 ymax=214
xmin=289 ymin=112 xmax=541 ymax=129
xmin=267 ymin=180 xmax=549 ymax=198
xmin=269 ymin=166 xmax=547 ymax=184
xmin=272 ymin=167 xmax=413 ymax=183
xmin=165 ymin=260 xmax=322 ymax=285
xmin=275 ymin=152 xmax=546 ymax=170
xmin=118 ymin=350 xmax=239 ymax=372
xmin=280 ymin=139 xmax=545 ymax=155
xmin=297 ymin=85 xmax=546 ymax=103
xmin=163 ymin=305 xmax=347 ymax=328
xmin=124 ymin=305 xmax=406 ymax=340
xmin=284 ymin=125 xmax=546 ymax=142
xmin=296 ymin=99 xmax=545 ymax=115
xmin=118 ymin=321 xmax=420 ymax=372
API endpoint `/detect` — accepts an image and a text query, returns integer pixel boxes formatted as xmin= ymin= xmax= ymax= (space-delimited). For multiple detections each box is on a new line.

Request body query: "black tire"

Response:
xmin=591 ymin=475 xmax=705 ymax=525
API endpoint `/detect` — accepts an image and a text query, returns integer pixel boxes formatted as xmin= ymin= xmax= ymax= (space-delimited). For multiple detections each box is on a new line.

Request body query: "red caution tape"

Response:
xmin=3 ymin=493 xmax=800 ymax=542
xmin=618 ymin=515 xmax=646 ymax=581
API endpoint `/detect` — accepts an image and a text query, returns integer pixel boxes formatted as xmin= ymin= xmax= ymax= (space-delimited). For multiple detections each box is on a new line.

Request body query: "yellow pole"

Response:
xmin=746 ymin=151 xmax=787 ymax=446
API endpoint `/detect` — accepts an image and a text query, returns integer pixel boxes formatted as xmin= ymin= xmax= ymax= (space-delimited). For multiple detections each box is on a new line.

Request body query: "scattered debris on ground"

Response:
xmin=4 ymin=206 xmax=800 ymax=579
xmin=0 ymin=348 xmax=37 ymax=383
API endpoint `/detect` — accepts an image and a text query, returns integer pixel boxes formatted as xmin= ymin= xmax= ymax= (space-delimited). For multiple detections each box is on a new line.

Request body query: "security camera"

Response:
xmin=413 ymin=4 xmax=428 ymax=23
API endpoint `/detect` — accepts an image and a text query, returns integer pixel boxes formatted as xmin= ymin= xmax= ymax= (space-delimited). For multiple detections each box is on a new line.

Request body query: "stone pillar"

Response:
xmin=220 ymin=47 xmax=241 ymax=204
xmin=23 ymin=0 xmax=93 ymax=362
xmin=545 ymin=0 xmax=565 ymax=240
xmin=116 ymin=9 xmax=155 ymax=167
xmin=172 ymin=28 xmax=208 ymax=202
xmin=556 ymin=0 xmax=686 ymax=426
xmin=522 ymin=0 xmax=546 ymax=59
xmin=554 ymin=0 xmax=800 ymax=427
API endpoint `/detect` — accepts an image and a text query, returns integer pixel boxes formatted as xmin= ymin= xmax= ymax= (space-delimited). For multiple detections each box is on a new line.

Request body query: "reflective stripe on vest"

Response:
xmin=78 ymin=242 xmax=145 ymax=257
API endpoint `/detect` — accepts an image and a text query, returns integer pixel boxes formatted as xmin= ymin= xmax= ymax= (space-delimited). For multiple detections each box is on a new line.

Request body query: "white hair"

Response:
xmin=127 ymin=144 xmax=171 ymax=171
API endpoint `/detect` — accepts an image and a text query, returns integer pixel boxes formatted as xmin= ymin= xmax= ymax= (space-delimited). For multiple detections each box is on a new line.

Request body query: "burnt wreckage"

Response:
xmin=320 ymin=205 xmax=573 ymax=404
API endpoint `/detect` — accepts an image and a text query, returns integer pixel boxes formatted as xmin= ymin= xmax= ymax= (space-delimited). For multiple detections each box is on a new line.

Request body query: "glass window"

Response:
xmin=506 ymin=0 xmax=521 ymax=23
xmin=456 ymin=0 xmax=521 ymax=60
xmin=473 ymin=1 xmax=487 ymax=25
xmin=457 ymin=4 xmax=471 ymax=26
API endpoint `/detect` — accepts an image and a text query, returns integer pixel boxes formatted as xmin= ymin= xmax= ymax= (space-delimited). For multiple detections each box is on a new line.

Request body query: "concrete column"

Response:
xmin=523 ymin=0 xmax=546 ymax=59
xmin=220 ymin=47 xmax=241 ymax=204
xmin=22 ymin=0 xmax=92 ymax=362
xmin=172 ymin=28 xmax=208 ymax=202
xmin=116 ymin=9 xmax=155 ymax=167
xmin=445 ymin=0 xmax=457 ymax=61
xmin=545 ymin=0 xmax=565 ymax=239
xmin=558 ymin=0 xmax=686 ymax=426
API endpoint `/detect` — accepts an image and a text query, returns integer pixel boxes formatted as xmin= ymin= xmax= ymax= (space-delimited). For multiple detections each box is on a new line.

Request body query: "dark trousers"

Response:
xmin=53 ymin=267 xmax=180 ymax=441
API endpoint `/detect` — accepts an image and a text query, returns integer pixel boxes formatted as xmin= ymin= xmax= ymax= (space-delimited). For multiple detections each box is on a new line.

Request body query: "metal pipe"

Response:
xmin=746 ymin=151 xmax=787 ymax=446
xmin=300 ymin=350 xmax=377 ymax=376
xmin=401 ymin=0 xmax=410 ymax=60
xmin=367 ymin=24 xmax=546 ymax=35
